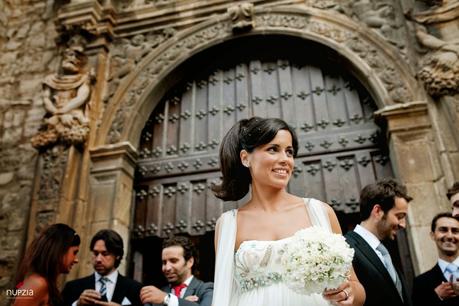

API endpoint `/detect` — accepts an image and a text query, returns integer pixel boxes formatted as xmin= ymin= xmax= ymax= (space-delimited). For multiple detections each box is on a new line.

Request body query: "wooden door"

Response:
xmin=130 ymin=38 xmax=412 ymax=285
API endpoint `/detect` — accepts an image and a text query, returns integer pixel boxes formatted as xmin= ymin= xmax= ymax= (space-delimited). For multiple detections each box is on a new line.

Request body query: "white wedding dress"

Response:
xmin=213 ymin=198 xmax=332 ymax=306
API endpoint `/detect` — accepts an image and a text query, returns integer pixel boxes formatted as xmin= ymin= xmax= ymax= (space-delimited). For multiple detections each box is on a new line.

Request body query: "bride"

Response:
xmin=212 ymin=117 xmax=365 ymax=306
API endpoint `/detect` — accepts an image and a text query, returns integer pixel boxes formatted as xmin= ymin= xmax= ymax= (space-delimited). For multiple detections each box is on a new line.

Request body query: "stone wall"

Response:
xmin=0 ymin=1 xmax=60 ymax=303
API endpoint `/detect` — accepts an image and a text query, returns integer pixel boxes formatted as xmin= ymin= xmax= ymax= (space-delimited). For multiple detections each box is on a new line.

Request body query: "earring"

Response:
xmin=243 ymin=162 xmax=249 ymax=167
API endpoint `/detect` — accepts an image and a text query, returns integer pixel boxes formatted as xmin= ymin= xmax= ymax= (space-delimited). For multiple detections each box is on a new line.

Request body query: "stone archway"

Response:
xmin=87 ymin=5 xmax=434 ymax=277
xmin=98 ymin=6 xmax=422 ymax=147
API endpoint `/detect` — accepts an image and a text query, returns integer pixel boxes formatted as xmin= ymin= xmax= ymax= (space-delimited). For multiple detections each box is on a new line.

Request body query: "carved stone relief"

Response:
xmin=116 ymin=0 xmax=172 ymax=9
xmin=106 ymin=8 xmax=415 ymax=144
xmin=35 ymin=145 xmax=69 ymax=232
xmin=31 ymin=35 xmax=94 ymax=150
xmin=107 ymin=23 xmax=228 ymax=143
xmin=345 ymin=0 xmax=408 ymax=58
xmin=105 ymin=29 xmax=176 ymax=103
xmin=415 ymin=25 xmax=459 ymax=96
xmin=304 ymin=0 xmax=344 ymax=12
xmin=228 ymin=2 xmax=255 ymax=32
xmin=410 ymin=2 xmax=459 ymax=97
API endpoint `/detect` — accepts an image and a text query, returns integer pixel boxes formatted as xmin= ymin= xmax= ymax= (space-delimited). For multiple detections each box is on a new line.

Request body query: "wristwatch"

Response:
xmin=163 ymin=293 xmax=171 ymax=305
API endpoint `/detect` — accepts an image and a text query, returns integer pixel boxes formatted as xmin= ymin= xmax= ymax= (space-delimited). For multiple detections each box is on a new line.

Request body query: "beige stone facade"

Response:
xmin=1 ymin=0 xmax=459 ymax=303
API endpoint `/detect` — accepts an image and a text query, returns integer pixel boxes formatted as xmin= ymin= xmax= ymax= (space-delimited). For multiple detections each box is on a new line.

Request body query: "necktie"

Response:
xmin=445 ymin=263 xmax=459 ymax=281
xmin=376 ymin=243 xmax=403 ymax=298
xmin=172 ymin=283 xmax=187 ymax=297
xmin=99 ymin=277 xmax=109 ymax=297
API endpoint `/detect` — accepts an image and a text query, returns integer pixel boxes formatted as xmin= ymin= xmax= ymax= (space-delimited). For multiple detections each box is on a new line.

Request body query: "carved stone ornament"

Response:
xmin=32 ymin=35 xmax=94 ymax=149
xmin=105 ymin=29 xmax=176 ymax=103
xmin=228 ymin=2 xmax=255 ymax=32
xmin=106 ymin=8 xmax=416 ymax=144
xmin=107 ymin=22 xmax=228 ymax=143
xmin=414 ymin=25 xmax=459 ymax=96
xmin=34 ymin=145 xmax=69 ymax=234
xmin=304 ymin=0 xmax=343 ymax=11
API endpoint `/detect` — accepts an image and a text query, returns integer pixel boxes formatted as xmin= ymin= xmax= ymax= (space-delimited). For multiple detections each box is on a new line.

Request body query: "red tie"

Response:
xmin=172 ymin=283 xmax=187 ymax=297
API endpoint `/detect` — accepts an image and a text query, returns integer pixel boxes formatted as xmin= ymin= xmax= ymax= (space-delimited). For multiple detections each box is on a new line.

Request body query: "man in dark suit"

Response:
xmin=412 ymin=212 xmax=459 ymax=306
xmin=140 ymin=236 xmax=213 ymax=306
xmin=345 ymin=178 xmax=413 ymax=306
xmin=62 ymin=229 xmax=142 ymax=306
xmin=447 ymin=182 xmax=459 ymax=219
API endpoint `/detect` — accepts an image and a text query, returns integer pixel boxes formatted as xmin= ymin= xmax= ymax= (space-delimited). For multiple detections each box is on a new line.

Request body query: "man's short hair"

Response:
xmin=430 ymin=212 xmax=455 ymax=232
xmin=90 ymin=229 xmax=124 ymax=268
xmin=359 ymin=178 xmax=413 ymax=221
xmin=446 ymin=182 xmax=459 ymax=200
xmin=162 ymin=236 xmax=198 ymax=272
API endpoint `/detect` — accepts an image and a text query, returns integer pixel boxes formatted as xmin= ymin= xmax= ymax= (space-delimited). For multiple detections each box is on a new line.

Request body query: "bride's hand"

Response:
xmin=323 ymin=282 xmax=353 ymax=305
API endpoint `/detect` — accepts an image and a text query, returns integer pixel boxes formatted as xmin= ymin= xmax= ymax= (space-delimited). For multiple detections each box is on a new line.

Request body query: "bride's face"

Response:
xmin=243 ymin=130 xmax=294 ymax=190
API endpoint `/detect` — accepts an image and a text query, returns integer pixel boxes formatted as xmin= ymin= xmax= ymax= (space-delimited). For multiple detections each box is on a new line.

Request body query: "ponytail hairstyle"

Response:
xmin=17 ymin=223 xmax=80 ymax=306
xmin=212 ymin=117 xmax=298 ymax=201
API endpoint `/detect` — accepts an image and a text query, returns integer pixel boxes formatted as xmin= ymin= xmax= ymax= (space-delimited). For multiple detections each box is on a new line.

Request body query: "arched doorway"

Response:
xmin=130 ymin=36 xmax=412 ymax=286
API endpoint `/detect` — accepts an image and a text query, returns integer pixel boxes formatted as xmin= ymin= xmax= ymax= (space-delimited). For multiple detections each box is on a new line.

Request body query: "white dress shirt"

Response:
xmin=95 ymin=270 xmax=118 ymax=302
xmin=354 ymin=224 xmax=387 ymax=265
xmin=438 ymin=257 xmax=459 ymax=281
xmin=167 ymin=275 xmax=194 ymax=306
xmin=71 ymin=270 xmax=119 ymax=306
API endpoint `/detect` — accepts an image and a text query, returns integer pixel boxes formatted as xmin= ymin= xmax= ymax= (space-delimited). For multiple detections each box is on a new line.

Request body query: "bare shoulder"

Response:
xmin=13 ymin=274 xmax=48 ymax=306
xmin=22 ymin=274 xmax=48 ymax=292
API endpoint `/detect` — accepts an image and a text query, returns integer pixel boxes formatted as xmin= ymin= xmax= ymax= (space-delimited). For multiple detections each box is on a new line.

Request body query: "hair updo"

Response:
xmin=211 ymin=117 xmax=298 ymax=201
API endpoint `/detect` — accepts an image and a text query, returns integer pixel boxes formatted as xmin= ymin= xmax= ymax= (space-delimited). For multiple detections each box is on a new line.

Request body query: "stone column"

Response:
xmin=375 ymin=101 xmax=446 ymax=274
xmin=75 ymin=142 xmax=137 ymax=277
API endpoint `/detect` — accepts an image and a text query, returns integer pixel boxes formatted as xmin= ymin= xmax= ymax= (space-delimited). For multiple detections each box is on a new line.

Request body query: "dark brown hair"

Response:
xmin=359 ymin=178 xmax=412 ymax=221
xmin=17 ymin=223 xmax=80 ymax=306
xmin=446 ymin=182 xmax=459 ymax=200
xmin=430 ymin=212 xmax=455 ymax=232
xmin=211 ymin=117 xmax=298 ymax=201
xmin=162 ymin=236 xmax=198 ymax=273
xmin=90 ymin=229 xmax=124 ymax=268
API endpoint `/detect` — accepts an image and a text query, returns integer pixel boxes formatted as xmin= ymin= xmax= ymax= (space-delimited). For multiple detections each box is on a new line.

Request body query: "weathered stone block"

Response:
xmin=19 ymin=78 xmax=42 ymax=96
xmin=0 ymin=173 xmax=14 ymax=186
xmin=0 ymin=51 xmax=18 ymax=65
xmin=1 ymin=192 xmax=19 ymax=210
xmin=406 ymin=182 xmax=446 ymax=228
xmin=409 ymin=224 xmax=436 ymax=274
xmin=391 ymin=132 xmax=437 ymax=183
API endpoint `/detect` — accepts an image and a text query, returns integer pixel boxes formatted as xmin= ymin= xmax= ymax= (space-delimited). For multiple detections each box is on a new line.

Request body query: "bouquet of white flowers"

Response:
xmin=280 ymin=226 xmax=354 ymax=295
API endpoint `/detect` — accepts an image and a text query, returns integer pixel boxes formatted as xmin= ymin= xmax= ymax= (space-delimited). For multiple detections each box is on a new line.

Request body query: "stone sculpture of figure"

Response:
xmin=32 ymin=35 xmax=93 ymax=149
xmin=415 ymin=24 xmax=459 ymax=96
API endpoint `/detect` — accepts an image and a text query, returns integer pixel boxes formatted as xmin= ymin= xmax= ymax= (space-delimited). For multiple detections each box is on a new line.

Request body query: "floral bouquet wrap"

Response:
xmin=280 ymin=226 xmax=354 ymax=295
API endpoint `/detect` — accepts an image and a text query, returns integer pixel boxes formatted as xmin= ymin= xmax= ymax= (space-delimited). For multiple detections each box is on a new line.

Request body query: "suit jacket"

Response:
xmin=412 ymin=263 xmax=459 ymax=306
xmin=62 ymin=273 xmax=143 ymax=306
xmin=152 ymin=277 xmax=213 ymax=306
xmin=345 ymin=231 xmax=411 ymax=306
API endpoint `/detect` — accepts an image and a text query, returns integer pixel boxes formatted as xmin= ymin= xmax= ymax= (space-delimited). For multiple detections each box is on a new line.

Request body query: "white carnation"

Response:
xmin=280 ymin=226 xmax=354 ymax=295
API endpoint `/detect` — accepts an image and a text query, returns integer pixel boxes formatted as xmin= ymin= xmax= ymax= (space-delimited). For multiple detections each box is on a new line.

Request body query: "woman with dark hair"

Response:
xmin=14 ymin=223 xmax=80 ymax=306
xmin=212 ymin=117 xmax=365 ymax=306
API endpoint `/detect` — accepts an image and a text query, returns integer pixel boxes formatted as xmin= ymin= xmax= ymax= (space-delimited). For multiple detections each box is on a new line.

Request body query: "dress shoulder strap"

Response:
xmin=213 ymin=209 xmax=237 ymax=306
xmin=304 ymin=198 xmax=332 ymax=232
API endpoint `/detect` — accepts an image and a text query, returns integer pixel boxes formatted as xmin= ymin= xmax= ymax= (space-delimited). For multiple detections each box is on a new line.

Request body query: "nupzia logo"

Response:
xmin=5 ymin=283 xmax=34 ymax=299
